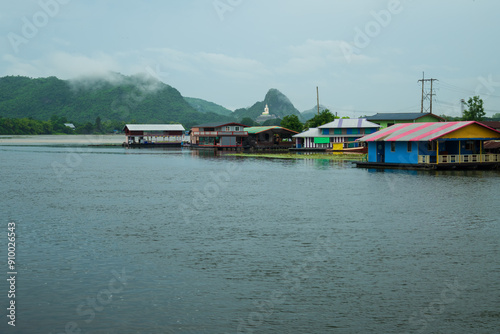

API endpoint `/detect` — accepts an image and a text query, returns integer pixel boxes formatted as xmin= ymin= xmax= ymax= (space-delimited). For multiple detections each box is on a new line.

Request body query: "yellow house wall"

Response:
xmin=442 ymin=123 xmax=500 ymax=139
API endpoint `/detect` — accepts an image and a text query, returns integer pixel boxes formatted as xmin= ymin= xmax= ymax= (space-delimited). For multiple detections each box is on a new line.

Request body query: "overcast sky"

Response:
xmin=2 ymin=0 xmax=500 ymax=118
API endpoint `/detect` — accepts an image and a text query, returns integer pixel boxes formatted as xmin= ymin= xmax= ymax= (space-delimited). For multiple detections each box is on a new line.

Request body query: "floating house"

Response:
xmin=293 ymin=118 xmax=380 ymax=151
xmin=123 ymin=124 xmax=185 ymax=147
xmin=243 ymin=126 xmax=298 ymax=149
xmin=366 ymin=112 xmax=444 ymax=129
xmin=356 ymin=121 xmax=500 ymax=169
xmin=190 ymin=122 xmax=248 ymax=149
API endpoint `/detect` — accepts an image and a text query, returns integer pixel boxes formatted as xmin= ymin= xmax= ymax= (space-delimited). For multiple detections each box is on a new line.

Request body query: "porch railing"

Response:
xmin=418 ymin=154 xmax=500 ymax=164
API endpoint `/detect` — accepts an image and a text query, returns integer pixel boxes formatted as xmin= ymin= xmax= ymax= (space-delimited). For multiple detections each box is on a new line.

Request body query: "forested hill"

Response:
xmin=0 ymin=74 xmax=233 ymax=128
xmin=184 ymin=97 xmax=233 ymax=116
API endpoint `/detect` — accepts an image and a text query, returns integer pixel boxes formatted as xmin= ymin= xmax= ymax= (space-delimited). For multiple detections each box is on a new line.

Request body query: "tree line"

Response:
xmin=0 ymin=115 xmax=126 ymax=135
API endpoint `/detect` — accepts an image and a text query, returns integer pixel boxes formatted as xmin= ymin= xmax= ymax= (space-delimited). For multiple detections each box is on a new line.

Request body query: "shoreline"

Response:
xmin=0 ymin=134 xmax=124 ymax=146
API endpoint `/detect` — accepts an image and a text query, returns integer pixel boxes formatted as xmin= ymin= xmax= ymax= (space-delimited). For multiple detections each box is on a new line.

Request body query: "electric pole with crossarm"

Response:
xmin=418 ymin=72 xmax=438 ymax=114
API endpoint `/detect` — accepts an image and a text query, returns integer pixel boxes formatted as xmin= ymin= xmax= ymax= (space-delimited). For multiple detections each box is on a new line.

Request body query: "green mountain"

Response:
xmin=301 ymin=104 xmax=329 ymax=122
xmin=0 ymin=74 xmax=233 ymax=129
xmin=184 ymin=97 xmax=233 ymax=116
xmin=233 ymin=88 xmax=301 ymax=121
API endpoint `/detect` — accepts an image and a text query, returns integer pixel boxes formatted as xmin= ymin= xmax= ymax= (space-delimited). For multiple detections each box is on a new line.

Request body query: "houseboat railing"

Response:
xmin=192 ymin=131 xmax=248 ymax=136
xmin=418 ymin=154 xmax=500 ymax=164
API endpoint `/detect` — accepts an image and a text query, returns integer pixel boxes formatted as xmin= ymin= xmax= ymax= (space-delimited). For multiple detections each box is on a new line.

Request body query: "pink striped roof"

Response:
xmin=357 ymin=121 xmax=500 ymax=142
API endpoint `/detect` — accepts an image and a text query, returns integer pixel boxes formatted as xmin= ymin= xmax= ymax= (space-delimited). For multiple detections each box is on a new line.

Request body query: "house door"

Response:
xmin=377 ymin=142 xmax=385 ymax=162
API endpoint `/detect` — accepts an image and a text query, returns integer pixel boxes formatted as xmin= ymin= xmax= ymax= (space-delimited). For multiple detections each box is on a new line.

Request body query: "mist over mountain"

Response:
xmin=0 ymin=74 xmax=232 ymax=128
xmin=233 ymin=88 xmax=301 ymax=121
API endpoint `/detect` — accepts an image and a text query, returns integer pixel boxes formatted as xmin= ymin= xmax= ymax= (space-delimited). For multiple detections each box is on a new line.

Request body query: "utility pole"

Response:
xmin=419 ymin=72 xmax=425 ymax=113
xmin=316 ymin=86 xmax=320 ymax=115
xmin=417 ymin=72 xmax=438 ymax=113
xmin=429 ymin=78 xmax=435 ymax=114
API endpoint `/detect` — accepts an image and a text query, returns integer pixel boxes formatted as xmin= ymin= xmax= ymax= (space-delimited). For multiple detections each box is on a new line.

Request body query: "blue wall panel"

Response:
xmin=368 ymin=142 xmax=377 ymax=162
xmin=384 ymin=141 xmax=419 ymax=164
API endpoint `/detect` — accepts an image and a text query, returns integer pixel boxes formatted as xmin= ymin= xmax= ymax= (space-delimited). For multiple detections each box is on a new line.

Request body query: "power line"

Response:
xmin=439 ymin=80 xmax=500 ymax=99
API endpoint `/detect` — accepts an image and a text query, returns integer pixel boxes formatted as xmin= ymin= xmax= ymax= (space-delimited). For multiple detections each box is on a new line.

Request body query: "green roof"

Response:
xmin=244 ymin=126 xmax=280 ymax=134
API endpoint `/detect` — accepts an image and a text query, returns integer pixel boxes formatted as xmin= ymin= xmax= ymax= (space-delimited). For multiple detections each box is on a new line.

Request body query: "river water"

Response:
xmin=0 ymin=144 xmax=499 ymax=333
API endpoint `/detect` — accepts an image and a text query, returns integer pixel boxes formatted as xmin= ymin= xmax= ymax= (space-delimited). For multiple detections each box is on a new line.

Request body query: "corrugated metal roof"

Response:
xmin=293 ymin=128 xmax=322 ymax=138
xmin=244 ymin=126 xmax=279 ymax=134
xmin=317 ymin=118 xmax=380 ymax=129
xmin=357 ymin=121 xmax=500 ymax=142
xmin=244 ymin=126 xmax=298 ymax=134
xmin=479 ymin=121 xmax=500 ymax=130
xmin=193 ymin=122 xmax=246 ymax=128
xmin=124 ymin=124 xmax=185 ymax=131
xmin=484 ymin=140 xmax=500 ymax=149
xmin=365 ymin=113 xmax=444 ymax=121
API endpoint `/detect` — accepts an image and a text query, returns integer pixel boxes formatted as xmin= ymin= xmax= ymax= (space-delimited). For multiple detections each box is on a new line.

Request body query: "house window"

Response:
xmin=465 ymin=140 xmax=474 ymax=151
xmin=427 ymin=141 xmax=437 ymax=151
xmin=391 ymin=142 xmax=396 ymax=152
xmin=322 ymin=128 xmax=329 ymax=135
xmin=225 ymin=126 xmax=230 ymax=131
xmin=235 ymin=126 xmax=240 ymax=131
xmin=407 ymin=142 xmax=412 ymax=152
xmin=334 ymin=129 xmax=342 ymax=135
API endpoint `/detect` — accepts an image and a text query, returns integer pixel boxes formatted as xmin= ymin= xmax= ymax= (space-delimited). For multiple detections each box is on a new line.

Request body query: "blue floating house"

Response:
xmin=356 ymin=121 xmax=500 ymax=169
xmin=293 ymin=118 xmax=380 ymax=150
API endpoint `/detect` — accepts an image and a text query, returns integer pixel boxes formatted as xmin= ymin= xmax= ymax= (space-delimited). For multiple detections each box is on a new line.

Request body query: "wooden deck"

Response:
xmin=355 ymin=161 xmax=500 ymax=170
xmin=123 ymin=142 xmax=182 ymax=148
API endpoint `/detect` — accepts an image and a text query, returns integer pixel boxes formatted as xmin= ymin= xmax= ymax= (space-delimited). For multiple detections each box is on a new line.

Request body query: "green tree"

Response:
xmin=462 ymin=96 xmax=485 ymax=121
xmin=491 ymin=112 xmax=500 ymax=120
xmin=95 ymin=116 xmax=102 ymax=132
xmin=76 ymin=122 xmax=94 ymax=134
xmin=240 ymin=117 xmax=256 ymax=126
xmin=262 ymin=118 xmax=282 ymax=126
xmin=304 ymin=109 xmax=337 ymax=129
xmin=280 ymin=114 xmax=303 ymax=133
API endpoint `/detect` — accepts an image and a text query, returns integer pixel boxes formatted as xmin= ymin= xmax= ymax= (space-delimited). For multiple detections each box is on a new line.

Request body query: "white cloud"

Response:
xmin=277 ymin=39 xmax=378 ymax=75
xmin=2 ymin=52 xmax=121 ymax=79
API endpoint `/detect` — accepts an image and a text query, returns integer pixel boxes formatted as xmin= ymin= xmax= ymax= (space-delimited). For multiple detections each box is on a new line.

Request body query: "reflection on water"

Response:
xmin=0 ymin=146 xmax=499 ymax=333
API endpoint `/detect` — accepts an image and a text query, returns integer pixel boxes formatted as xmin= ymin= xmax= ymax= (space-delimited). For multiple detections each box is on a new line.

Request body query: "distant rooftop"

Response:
xmin=244 ymin=126 xmax=298 ymax=134
xmin=193 ymin=122 xmax=247 ymax=128
xmin=318 ymin=118 xmax=380 ymax=129
xmin=366 ymin=113 xmax=444 ymax=121
xmin=123 ymin=124 xmax=185 ymax=131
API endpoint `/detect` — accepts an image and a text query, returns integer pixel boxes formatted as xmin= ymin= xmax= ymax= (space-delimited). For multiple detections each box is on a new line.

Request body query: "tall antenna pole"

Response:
xmin=316 ymin=86 xmax=320 ymax=115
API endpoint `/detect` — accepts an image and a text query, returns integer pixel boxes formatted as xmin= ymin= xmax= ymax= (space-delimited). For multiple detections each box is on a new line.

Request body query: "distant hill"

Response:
xmin=301 ymin=104 xmax=329 ymax=122
xmin=233 ymin=88 xmax=301 ymax=122
xmin=184 ymin=97 xmax=233 ymax=116
xmin=0 ymin=74 xmax=233 ymax=129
